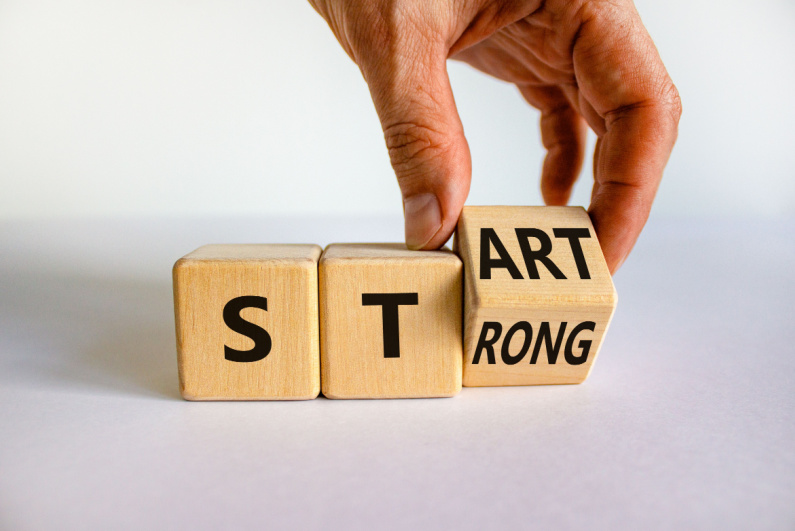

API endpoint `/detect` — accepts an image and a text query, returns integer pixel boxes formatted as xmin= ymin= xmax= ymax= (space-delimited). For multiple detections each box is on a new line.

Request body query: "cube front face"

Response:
xmin=173 ymin=244 xmax=321 ymax=400
xmin=319 ymin=244 xmax=463 ymax=399
xmin=456 ymin=206 xmax=617 ymax=386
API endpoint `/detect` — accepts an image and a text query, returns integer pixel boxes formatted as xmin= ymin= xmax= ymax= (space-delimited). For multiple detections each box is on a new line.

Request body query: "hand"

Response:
xmin=309 ymin=0 xmax=681 ymax=273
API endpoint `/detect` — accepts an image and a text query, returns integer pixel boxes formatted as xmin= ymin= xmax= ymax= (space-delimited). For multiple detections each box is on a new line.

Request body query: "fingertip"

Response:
xmin=600 ymin=234 xmax=628 ymax=275
xmin=588 ymin=193 xmax=647 ymax=275
xmin=540 ymin=149 xmax=574 ymax=206
xmin=532 ymin=97 xmax=587 ymax=208
xmin=395 ymin=124 xmax=471 ymax=251
xmin=593 ymin=224 xmax=628 ymax=276
xmin=404 ymin=193 xmax=443 ymax=250
xmin=610 ymin=253 xmax=628 ymax=275
xmin=404 ymin=191 xmax=464 ymax=250
xmin=541 ymin=190 xmax=570 ymax=207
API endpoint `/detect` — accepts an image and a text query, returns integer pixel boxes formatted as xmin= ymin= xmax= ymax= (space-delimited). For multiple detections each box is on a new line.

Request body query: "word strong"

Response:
xmin=454 ymin=206 xmax=617 ymax=386
xmin=173 ymin=244 xmax=321 ymax=400
xmin=320 ymin=244 xmax=462 ymax=399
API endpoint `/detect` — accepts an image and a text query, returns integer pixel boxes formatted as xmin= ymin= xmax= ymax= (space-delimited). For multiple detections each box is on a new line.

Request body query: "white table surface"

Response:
xmin=1 ymin=215 xmax=793 ymax=530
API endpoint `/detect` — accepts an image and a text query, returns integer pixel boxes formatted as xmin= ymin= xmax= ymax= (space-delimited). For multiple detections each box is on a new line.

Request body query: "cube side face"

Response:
xmin=457 ymin=206 xmax=617 ymax=387
xmin=462 ymin=303 xmax=616 ymax=386
xmin=459 ymin=206 xmax=615 ymax=304
xmin=173 ymin=248 xmax=320 ymax=400
xmin=320 ymin=245 xmax=462 ymax=399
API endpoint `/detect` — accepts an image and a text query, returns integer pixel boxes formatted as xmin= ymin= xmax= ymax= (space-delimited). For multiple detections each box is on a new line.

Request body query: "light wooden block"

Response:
xmin=173 ymin=244 xmax=321 ymax=400
xmin=319 ymin=244 xmax=462 ymax=399
xmin=454 ymin=206 xmax=617 ymax=386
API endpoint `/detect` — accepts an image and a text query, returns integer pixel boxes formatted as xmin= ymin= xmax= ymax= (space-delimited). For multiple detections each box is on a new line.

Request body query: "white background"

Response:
xmin=1 ymin=0 xmax=794 ymax=220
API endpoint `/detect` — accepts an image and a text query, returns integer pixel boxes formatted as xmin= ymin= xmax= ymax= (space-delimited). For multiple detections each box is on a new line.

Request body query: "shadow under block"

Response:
xmin=454 ymin=206 xmax=617 ymax=386
xmin=319 ymin=244 xmax=463 ymax=399
xmin=173 ymin=244 xmax=321 ymax=400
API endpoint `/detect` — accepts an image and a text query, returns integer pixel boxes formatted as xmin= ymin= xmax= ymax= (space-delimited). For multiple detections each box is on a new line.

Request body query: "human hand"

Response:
xmin=309 ymin=0 xmax=681 ymax=273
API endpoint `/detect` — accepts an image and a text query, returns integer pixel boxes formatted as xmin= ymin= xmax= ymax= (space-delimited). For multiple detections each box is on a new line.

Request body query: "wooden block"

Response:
xmin=454 ymin=206 xmax=617 ymax=386
xmin=319 ymin=244 xmax=462 ymax=399
xmin=173 ymin=244 xmax=321 ymax=400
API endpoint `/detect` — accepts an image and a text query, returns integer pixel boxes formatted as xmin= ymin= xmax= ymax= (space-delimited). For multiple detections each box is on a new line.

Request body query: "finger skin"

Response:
xmin=372 ymin=56 xmax=472 ymax=250
xmin=456 ymin=0 xmax=681 ymax=272
xmin=345 ymin=4 xmax=472 ymax=249
xmin=589 ymin=104 xmax=680 ymax=272
xmin=310 ymin=0 xmax=681 ymax=269
xmin=519 ymin=84 xmax=588 ymax=206
xmin=571 ymin=0 xmax=682 ymax=272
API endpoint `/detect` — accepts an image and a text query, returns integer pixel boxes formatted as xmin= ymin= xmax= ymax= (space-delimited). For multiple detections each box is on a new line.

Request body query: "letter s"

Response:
xmin=223 ymin=296 xmax=272 ymax=363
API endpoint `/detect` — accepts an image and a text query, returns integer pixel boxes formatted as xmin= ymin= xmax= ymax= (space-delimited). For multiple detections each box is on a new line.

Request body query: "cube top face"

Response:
xmin=455 ymin=207 xmax=617 ymax=387
xmin=319 ymin=244 xmax=462 ymax=399
xmin=320 ymin=243 xmax=456 ymax=263
xmin=456 ymin=206 xmax=616 ymax=307
xmin=173 ymin=244 xmax=321 ymax=400
xmin=178 ymin=243 xmax=322 ymax=263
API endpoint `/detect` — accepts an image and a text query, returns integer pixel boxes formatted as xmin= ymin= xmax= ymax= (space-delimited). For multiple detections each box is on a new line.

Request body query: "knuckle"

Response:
xmin=342 ymin=2 xmax=444 ymax=66
xmin=665 ymin=82 xmax=683 ymax=122
xmin=652 ymin=80 xmax=682 ymax=133
xmin=340 ymin=4 xmax=394 ymax=62
xmin=384 ymin=122 xmax=448 ymax=169
xmin=310 ymin=2 xmax=392 ymax=63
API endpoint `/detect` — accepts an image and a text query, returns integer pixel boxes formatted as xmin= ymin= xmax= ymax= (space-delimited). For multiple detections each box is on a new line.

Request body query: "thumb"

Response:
xmin=360 ymin=37 xmax=471 ymax=250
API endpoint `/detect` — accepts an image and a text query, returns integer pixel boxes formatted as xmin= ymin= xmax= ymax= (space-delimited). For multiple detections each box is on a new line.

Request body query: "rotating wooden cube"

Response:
xmin=454 ymin=206 xmax=617 ymax=386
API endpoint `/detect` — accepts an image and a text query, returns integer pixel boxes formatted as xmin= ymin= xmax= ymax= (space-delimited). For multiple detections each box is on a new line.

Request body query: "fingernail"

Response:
xmin=404 ymin=193 xmax=442 ymax=250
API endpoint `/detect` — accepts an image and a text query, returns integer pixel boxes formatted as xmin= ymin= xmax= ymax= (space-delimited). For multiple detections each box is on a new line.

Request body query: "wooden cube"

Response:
xmin=173 ymin=244 xmax=321 ymax=400
xmin=319 ymin=244 xmax=462 ymax=399
xmin=454 ymin=206 xmax=617 ymax=386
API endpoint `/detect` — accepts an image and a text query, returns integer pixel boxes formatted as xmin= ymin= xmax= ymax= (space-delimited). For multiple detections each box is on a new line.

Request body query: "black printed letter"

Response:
xmin=529 ymin=322 xmax=567 ymax=364
xmin=515 ymin=228 xmax=566 ymax=279
xmin=480 ymin=228 xmax=523 ymax=280
xmin=362 ymin=293 xmax=418 ymax=358
xmin=553 ymin=228 xmax=591 ymax=279
xmin=501 ymin=321 xmax=533 ymax=365
xmin=473 ymin=322 xmax=502 ymax=364
xmin=223 ymin=296 xmax=272 ymax=363
xmin=565 ymin=321 xmax=595 ymax=365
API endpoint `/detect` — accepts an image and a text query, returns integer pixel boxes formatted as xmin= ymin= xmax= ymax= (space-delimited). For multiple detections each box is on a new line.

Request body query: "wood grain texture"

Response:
xmin=173 ymin=244 xmax=321 ymax=400
xmin=319 ymin=244 xmax=462 ymax=399
xmin=454 ymin=206 xmax=617 ymax=386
